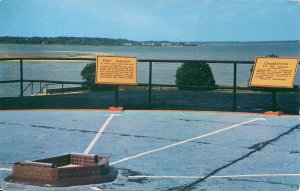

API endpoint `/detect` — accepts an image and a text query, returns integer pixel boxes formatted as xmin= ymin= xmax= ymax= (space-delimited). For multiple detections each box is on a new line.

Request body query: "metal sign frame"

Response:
xmin=248 ymin=57 xmax=299 ymax=89
xmin=95 ymin=55 xmax=138 ymax=85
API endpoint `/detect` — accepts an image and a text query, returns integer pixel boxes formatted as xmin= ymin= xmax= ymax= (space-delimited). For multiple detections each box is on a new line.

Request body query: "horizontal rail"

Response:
xmin=1 ymin=79 xmax=298 ymax=91
xmin=0 ymin=57 xmax=254 ymax=64
xmin=23 ymin=80 xmax=85 ymax=84
xmin=0 ymin=80 xmax=20 ymax=83
xmin=0 ymin=80 xmax=85 ymax=85
xmin=138 ymin=59 xmax=254 ymax=64
xmin=138 ymin=83 xmax=299 ymax=91
xmin=0 ymin=57 xmax=95 ymax=61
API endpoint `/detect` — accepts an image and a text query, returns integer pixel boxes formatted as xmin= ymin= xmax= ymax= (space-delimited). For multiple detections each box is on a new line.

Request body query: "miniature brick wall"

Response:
xmin=70 ymin=154 xmax=96 ymax=166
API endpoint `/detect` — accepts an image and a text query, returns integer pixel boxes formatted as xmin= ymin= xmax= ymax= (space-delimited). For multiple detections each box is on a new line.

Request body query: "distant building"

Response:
xmin=123 ymin=43 xmax=133 ymax=46
xmin=142 ymin=42 xmax=156 ymax=46
xmin=161 ymin=43 xmax=172 ymax=47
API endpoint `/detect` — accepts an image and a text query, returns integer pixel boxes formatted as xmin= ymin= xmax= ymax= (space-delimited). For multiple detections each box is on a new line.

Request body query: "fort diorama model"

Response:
xmin=4 ymin=153 xmax=118 ymax=187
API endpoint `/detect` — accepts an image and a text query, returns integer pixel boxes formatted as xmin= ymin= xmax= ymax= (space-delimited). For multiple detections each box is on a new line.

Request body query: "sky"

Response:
xmin=0 ymin=0 xmax=299 ymax=42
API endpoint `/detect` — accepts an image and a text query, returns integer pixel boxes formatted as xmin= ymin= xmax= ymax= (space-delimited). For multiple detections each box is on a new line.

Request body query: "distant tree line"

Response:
xmin=0 ymin=36 xmax=205 ymax=46
xmin=0 ymin=36 xmax=141 ymax=46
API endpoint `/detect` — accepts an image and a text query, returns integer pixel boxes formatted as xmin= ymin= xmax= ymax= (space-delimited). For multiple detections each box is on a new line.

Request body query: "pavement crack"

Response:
xmin=167 ymin=123 xmax=300 ymax=191
xmin=3 ymin=121 xmax=213 ymax=146
xmin=118 ymin=168 xmax=152 ymax=184
xmin=289 ymin=150 xmax=300 ymax=154
xmin=177 ymin=118 xmax=235 ymax=125
xmin=247 ymin=141 xmax=269 ymax=150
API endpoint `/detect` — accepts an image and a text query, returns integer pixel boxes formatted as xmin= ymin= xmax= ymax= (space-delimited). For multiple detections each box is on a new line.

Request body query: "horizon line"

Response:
xmin=0 ymin=36 xmax=299 ymax=44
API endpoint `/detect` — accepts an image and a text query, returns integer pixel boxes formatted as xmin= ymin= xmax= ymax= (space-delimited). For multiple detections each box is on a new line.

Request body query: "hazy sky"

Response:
xmin=0 ymin=0 xmax=299 ymax=41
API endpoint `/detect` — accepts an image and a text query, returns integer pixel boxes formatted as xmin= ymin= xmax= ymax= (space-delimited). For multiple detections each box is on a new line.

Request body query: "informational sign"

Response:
xmin=95 ymin=55 xmax=137 ymax=85
xmin=249 ymin=57 xmax=299 ymax=88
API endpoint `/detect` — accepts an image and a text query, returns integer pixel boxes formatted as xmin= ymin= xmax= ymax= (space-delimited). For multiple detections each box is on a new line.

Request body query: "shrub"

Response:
xmin=80 ymin=62 xmax=115 ymax=91
xmin=175 ymin=61 xmax=216 ymax=90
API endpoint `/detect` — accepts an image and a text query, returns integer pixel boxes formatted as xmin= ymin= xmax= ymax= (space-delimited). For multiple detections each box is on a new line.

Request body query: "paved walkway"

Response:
xmin=0 ymin=110 xmax=299 ymax=190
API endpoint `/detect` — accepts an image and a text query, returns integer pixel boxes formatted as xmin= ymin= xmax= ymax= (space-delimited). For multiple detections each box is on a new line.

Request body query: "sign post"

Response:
xmin=249 ymin=57 xmax=299 ymax=115
xmin=95 ymin=55 xmax=138 ymax=111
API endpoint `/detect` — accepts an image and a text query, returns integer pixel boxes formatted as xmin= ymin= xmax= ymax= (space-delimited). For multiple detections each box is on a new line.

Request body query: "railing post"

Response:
xmin=148 ymin=61 xmax=152 ymax=108
xmin=232 ymin=62 xmax=237 ymax=112
xmin=31 ymin=82 xmax=34 ymax=95
xmin=115 ymin=85 xmax=119 ymax=107
xmin=272 ymin=90 xmax=277 ymax=111
xmin=62 ymin=83 xmax=64 ymax=94
xmin=20 ymin=59 xmax=23 ymax=98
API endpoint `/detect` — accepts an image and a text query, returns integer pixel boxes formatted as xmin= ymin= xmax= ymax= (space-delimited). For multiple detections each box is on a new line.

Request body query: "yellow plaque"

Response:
xmin=249 ymin=57 xmax=299 ymax=88
xmin=95 ymin=55 xmax=137 ymax=85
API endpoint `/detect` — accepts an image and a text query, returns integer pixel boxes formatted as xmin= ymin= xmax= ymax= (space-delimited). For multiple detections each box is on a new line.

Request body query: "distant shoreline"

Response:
xmin=0 ymin=36 xmax=299 ymax=47
xmin=0 ymin=53 xmax=96 ymax=62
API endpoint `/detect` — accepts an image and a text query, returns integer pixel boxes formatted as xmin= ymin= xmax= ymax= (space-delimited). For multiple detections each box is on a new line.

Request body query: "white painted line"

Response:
xmin=90 ymin=186 xmax=102 ymax=191
xmin=111 ymin=118 xmax=265 ymax=165
xmin=0 ymin=168 xmax=12 ymax=172
xmin=128 ymin=173 xmax=300 ymax=180
xmin=84 ymin=114 xmax=121 ymax=154
xmin=210 ymin=174 xmax=300 ymax=178
xmin=129 ymin=175 xmax=205 ymax=179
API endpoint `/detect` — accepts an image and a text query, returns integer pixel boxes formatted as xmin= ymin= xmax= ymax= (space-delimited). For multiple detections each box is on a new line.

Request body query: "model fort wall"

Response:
xmin=5 ymin=153 xmax=117 ymax=187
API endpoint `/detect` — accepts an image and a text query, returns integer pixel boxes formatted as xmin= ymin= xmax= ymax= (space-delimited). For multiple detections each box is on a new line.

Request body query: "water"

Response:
xmin=1 ymin=42 xmax=300 ymax=97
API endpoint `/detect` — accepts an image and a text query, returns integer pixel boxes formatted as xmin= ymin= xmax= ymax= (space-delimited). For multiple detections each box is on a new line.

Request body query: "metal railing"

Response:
xmin=0 ymin=57 xmax=299 ymax=112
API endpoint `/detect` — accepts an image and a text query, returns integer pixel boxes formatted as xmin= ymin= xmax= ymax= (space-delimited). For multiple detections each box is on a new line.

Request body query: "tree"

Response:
xmin=80 ymin=62 xmax=115 ymax=91
xmin=175 ymin=61 xmax=216 ymax=90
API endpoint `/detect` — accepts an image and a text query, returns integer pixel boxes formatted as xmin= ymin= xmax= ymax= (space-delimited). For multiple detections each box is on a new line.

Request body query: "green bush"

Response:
xmin=175 ymin=61 xmax=216 ymax=90
xmin=80 ymin=62 xmax=115 ymax=91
